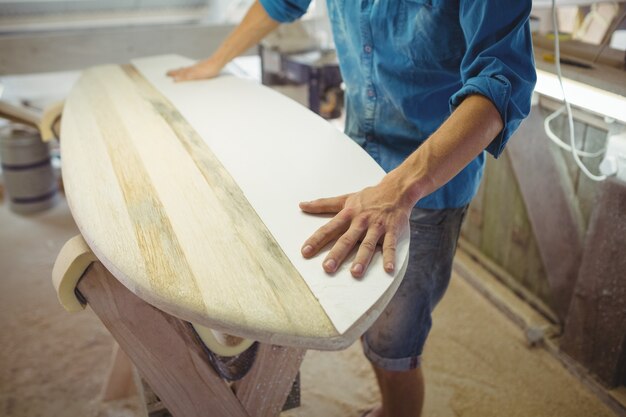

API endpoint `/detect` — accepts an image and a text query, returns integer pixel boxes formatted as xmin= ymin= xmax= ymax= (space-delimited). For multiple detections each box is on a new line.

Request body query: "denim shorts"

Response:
xmin=362 ymin=205 xmax=467 ymax=371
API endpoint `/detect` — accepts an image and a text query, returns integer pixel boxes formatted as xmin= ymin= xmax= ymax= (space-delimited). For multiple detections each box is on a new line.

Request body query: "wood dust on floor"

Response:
xmin=0 ymin=200 xmax=616 ymax=417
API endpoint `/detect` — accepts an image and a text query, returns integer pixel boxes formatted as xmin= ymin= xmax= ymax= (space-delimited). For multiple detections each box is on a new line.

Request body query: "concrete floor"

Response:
xmin=0 ymin=196 xmax=617 ymax=417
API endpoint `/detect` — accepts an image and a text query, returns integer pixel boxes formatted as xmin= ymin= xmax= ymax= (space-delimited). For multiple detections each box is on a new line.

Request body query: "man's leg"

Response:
xmin=368 ymin=365 xmax=425 ymax=417
xmin=361 ymin=205 xmax=467 ymax=417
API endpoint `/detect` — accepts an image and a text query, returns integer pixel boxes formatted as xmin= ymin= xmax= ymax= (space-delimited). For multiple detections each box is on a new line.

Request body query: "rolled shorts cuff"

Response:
xmin=362 ymin=336 xmax=422 ymax=371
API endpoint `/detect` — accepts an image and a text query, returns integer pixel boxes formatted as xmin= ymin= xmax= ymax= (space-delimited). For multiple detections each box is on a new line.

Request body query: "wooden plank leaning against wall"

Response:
xmin=459 ymin=97 xmax=626 ymax=388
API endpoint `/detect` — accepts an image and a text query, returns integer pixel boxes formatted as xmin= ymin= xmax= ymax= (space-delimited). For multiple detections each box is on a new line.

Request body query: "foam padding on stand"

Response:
xmin=192 ymin=324 xmax=255 ymax=357
xmin=52 ymin=235 xmax=97 ymax=312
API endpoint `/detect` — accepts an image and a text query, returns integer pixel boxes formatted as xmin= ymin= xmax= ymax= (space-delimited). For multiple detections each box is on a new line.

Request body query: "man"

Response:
xmin=168 ymin=1 xmax=536 ymax=416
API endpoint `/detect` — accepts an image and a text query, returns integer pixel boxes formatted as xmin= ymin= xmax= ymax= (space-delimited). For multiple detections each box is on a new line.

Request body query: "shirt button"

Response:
xmin=366 ymin=134 xmax=373 ymax=141
xmin=367 ymin=89 xmax=375 ymax=97
xmin=364 ymin=45 xmax=372 ymax=53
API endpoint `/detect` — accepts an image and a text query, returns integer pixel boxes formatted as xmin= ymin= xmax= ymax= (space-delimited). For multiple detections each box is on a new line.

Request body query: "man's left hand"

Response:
xmin=299 ymin=178 xmax=414 ymax=278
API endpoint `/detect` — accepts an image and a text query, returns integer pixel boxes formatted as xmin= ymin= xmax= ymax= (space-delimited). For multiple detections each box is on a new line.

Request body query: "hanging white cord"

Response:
xmin=550 ymin=0 xmax=606 ymax=181
xmin=544 ymin=106 xmax=606 ymax=157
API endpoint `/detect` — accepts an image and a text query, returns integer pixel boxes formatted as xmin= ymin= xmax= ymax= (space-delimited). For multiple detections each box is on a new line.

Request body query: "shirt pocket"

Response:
xmin=399 ymin=0 xmax=465 ymax=64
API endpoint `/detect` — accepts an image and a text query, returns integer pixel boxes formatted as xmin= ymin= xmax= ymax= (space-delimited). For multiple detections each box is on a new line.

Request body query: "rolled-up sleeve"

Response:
xmin=259 ymin=0 xmax=312 ymax=23
xmin=449 ymin=0 xmax=537 ymax=158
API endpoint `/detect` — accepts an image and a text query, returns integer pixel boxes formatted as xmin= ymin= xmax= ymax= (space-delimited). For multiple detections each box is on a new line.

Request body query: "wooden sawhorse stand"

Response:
xmin=53 ymin=236 xmax=304 ymax=417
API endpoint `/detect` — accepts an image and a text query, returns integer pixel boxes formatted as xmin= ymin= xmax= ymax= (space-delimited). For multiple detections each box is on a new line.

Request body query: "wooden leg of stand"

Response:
xmin=131 ymin=368 xmax=150 ymax=417
xmin=101 ymin=342 xmax=137 ymax=402
xmin=77 ymin=262 xmax=249 ymax=417
xmin=234 ymin=344 xmax=305 ymax=417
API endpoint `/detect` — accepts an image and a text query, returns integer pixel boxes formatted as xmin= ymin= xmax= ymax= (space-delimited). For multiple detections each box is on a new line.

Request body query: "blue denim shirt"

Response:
xmin=259 ymin=0 xmax=536 ymax=208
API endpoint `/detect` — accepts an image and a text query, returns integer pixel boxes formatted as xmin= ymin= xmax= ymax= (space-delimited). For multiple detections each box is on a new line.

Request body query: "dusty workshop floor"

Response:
xmin=0 ymin=197 xmax=616 ymax=417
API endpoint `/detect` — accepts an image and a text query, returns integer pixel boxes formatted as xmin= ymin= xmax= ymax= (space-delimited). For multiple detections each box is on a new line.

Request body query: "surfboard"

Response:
xmin=60 ymin=54 xmax=410 ymax=350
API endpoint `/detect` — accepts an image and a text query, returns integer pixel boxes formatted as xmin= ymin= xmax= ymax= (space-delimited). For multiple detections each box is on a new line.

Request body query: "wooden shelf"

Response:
xmin=533 ymin=36 xmax=626 ymax=98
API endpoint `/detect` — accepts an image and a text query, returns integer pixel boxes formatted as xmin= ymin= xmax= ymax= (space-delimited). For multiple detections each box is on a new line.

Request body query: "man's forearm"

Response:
xmin=208 ymin=1 xmax=280 ymax=68
xmin=167 ymin=1 xmax=280 ymax=81
xmin=385 ymin=94 xmax=504 ymax=207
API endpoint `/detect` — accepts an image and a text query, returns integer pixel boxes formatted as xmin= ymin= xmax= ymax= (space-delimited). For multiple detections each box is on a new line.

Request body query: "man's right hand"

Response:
xmin=165 ymin=1 xmax=279 ymax=82
xmin=166 ymin=58 xmax=223 ymax=82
